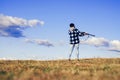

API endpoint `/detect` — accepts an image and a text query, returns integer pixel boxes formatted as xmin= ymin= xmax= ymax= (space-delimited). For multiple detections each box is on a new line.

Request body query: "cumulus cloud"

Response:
xmin=25 ymin=39 xmax=54 ymax=47
xmin=0 ymin=14 xmax=44 ymax=38
xmin=109 ymin=40 xmax=120 ymax=52
xmin=81 ymin=37 xmax=120 ymax=53
xmin=81 ymin=37 xmax=109 ymax=47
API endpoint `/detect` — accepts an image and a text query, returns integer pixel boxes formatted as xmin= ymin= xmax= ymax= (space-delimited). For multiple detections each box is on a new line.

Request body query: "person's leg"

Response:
xmin=69 ymin=44 xmax=75 ymax=60
xmin=75 ymin=44 xmax=79 ymax=60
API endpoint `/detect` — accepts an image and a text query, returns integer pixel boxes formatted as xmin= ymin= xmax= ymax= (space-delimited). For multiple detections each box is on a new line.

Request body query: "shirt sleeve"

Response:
xmin=76 ymin=29 xmax=81 ymax=36
xmin=77 ymin=29 xmax=84 ymax=36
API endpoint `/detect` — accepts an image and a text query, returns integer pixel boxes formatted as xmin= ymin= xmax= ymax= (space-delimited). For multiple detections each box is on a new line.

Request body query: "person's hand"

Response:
xmin=84 ymin=32 xmax=88 ymax=35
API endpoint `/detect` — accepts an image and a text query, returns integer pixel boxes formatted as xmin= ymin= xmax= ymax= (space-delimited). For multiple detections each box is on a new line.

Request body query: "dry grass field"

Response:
xmin=0 ymin=58 xmax=120 ymax=80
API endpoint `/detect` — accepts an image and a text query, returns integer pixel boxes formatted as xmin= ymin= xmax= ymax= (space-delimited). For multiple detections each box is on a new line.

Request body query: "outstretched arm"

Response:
xmin=79 ymin=32 xmax=95 ymax=37
xmin=79 ymin=32 xmax=86 ymax=36
xmin=85 ymin=32 xmax=95 ymax=37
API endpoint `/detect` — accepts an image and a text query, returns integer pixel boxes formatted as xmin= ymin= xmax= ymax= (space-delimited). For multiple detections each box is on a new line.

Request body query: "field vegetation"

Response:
xmin=0 ymin=58 xmax=120 ymax=80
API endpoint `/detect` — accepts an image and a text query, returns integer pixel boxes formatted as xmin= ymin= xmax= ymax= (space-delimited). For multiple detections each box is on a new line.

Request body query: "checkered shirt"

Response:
xmin=69 ymin=28 xmax=82 ymax=44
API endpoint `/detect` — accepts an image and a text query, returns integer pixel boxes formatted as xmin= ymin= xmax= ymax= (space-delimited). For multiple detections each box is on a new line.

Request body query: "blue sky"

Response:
xmin=0 ymin=0 xmax=120 ymax=60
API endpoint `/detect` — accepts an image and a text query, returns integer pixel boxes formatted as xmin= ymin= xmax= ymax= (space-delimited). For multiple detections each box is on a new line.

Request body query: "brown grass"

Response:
xmin=0 ymin=58 xmax=120 ymax=80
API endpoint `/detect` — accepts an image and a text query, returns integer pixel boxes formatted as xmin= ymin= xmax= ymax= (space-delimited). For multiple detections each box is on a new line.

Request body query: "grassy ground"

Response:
xmin=0 ymin=58 xmax=120 ymax=80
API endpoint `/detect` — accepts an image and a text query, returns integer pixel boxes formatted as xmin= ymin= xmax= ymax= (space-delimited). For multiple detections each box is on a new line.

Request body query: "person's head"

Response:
xmin=69 ymin=23 xmax=75 ymax=28
xmin=69 ymin=23 xmax=75 ymax=31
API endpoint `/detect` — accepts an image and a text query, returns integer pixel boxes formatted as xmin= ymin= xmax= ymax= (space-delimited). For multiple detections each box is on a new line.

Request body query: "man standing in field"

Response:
xmin=68 ymin=23 xmax=86 ymax=61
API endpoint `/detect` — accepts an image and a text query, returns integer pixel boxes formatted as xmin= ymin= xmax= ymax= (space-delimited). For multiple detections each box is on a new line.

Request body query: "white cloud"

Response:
xmin=28 ymin=20 xmax=44 ymax=27
xmin=81 ymin=37 xmax=120 ymax=53
xmin=0 ymin=14 xmax=44 ymax=37
xmin=25 ymin=38 xmax=34 ymax=43
xmin=109 ymin=40 xmax=120 ymax=52
xmin=81 ymin=37 xmax=109 ymax=47
xmin=25 ymin=39 xmax=54 ymax=47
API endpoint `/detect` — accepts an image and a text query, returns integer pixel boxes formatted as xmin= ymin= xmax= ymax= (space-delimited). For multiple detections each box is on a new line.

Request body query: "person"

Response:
xmin=68 ymin=23 xmax=85 ymax=61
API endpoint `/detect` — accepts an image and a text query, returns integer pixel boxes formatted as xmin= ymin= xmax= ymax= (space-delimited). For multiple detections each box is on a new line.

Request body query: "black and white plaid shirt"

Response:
xmin=69 ymin=28 xmax=83 ymax=44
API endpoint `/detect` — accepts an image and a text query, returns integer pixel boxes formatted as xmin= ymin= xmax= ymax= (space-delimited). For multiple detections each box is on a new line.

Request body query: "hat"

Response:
xmin=70 ymin=23 xmax=75 ymax=27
